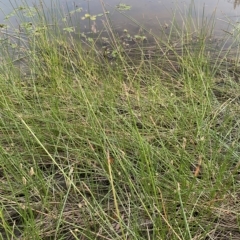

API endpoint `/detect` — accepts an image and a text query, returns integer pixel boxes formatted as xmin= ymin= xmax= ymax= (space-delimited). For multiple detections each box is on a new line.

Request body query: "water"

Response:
xmin=0 ymin=1 xmax=240 ymax=30
xmin=1 ymin=0 xmax=240 ymax=43
xmin=76 ymin=0 xmax=240 ymax=35
xmin=0 ymin=1 xmax=239 ymax=83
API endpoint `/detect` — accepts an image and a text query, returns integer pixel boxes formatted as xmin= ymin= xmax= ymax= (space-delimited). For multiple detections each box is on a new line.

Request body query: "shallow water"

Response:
xmin=0 ymin=1 xmax=240 ymax=21
xmin=1 ymin=0 xmax=240 ymax=38
xmin=1 ymin=1 xmax=239 ymax=71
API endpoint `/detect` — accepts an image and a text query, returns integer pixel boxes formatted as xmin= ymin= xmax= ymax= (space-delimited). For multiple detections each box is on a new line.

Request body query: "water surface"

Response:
xmin=1 ymin=0 xmax=240 ymax=38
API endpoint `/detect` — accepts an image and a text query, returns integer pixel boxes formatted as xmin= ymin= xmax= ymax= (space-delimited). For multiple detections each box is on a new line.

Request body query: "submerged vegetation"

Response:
xmin=0 ymin=1 xmax=240 ymax=239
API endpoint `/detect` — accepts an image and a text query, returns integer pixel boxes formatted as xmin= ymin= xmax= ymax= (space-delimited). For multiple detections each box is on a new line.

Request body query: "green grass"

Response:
xmin=0 ymin=1 xmax=240 ymax=239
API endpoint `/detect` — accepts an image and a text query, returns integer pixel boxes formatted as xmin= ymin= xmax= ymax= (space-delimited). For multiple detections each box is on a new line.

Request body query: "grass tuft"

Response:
xmin=0 ymin=1 xmax=240 ymax=239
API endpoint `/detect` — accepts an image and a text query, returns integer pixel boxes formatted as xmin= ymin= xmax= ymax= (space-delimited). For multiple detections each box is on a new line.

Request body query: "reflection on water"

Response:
xmin=0 ymin=0 xmax=240 ymax=38
xmin=227 ymin=0 xmax=240 ymax=9
xmin=0 ymin=1 xmax=240 ymax=81
xmin=233 ymin=0 xmax=240 ymax=9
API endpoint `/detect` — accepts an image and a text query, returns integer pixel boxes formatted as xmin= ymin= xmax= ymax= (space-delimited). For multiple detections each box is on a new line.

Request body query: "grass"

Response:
xmin=0 ymin=1 xmax=240 ymax=239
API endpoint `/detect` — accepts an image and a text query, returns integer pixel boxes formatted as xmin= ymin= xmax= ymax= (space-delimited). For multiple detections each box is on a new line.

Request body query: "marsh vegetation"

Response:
xmin=0 ymin=1 xmax=240 ymax=239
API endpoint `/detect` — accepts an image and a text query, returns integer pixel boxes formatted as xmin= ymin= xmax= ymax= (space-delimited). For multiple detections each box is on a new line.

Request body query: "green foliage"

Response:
xmin=116 ymin=4 xmax=132 ymax=11
xmin=0 ymin=1 xmax=240 ymax=239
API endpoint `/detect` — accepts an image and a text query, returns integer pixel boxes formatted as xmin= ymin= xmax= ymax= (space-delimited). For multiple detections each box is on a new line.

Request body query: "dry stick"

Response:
xmin=107 ymin=150 xmax=126 ymax=240
xmin=153 ymin=205 xmax=183 ymax=240
xmin=177 ymin=183 xmax=192 ymax=240
xmin=157 ymin=187 xmax=168 ymax=223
